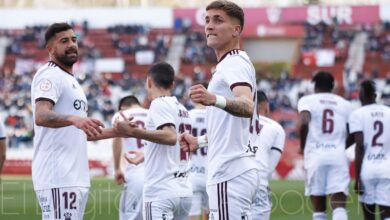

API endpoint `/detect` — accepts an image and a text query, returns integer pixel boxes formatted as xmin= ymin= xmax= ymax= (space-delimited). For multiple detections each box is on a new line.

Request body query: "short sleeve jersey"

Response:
xmin=297 ymin=93 xmax=352 ymax=168
xmin=255 ymin=115 xmax=286 ymax=183
xmin=206 ymin=49 xmax=258 ymax=185
xmin=349 ymin=104 xmax=390 ymax=179
xmin=188 ymin=108 xmax=208 ymax=179
xmin=111 ymin=107 xmax=148 ymax=180
xmin=31 ymin=61 xmax=90 ymax=190
xmin=0 ymin=117 xmax=5 ymax=139
xmin=143 ymin=96 xmax=193 ymax=202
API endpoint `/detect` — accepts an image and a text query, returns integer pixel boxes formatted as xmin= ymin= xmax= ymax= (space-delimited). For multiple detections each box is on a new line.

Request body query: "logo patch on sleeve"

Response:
xmin=39 ymin=79 xmax=52 ymax=91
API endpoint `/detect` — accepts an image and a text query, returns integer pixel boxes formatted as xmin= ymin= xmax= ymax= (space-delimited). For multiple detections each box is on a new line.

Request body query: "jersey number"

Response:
xmin=62 ymin=192 xmax=77 ymax=210
xmin=179 ymin=123 xmax=192 ymax=160
xmin=322 ymin=109 xmax=334 ymax=134
xmin=135 ymin=120 xmax=145 ymax=148
xmin=372 ymin=120 xmax=384 ymax=147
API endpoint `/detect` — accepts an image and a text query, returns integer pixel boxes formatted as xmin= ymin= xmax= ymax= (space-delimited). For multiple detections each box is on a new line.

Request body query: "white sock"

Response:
xmin=332 ymin=207 xmax=347 ymax=220
xmin=313 ymin=212 xmax=327 ymax=220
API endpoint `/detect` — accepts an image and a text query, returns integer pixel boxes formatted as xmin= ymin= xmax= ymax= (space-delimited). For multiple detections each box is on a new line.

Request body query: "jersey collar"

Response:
xmin=48 ymin=61 xmax=74 ymax=76
xmin=217 ymin=49 xmax=243 ymax=64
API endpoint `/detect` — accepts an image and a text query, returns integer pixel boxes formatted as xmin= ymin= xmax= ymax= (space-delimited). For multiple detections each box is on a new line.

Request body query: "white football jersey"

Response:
xmin=0 ymin=117 xmax=5 ymax=139
xmin=297 ymin=93 xmax=352 ymax=169
xmin=206 ymin=49 xmax=258 ymax=185
xmin=143 ymin=96 xmax=193 ymax=202
xmin=349 ymin=104 xmax=390 ymax=179
xmin=254 ymin=115 xmax=286 ymax=185
xmin=111 ymin=107 xmax=148 ymax=181
xmin=188 ymin=108 xmax=208 ymax=181
xmin=31 ymin=61 xmax=90 ymax=190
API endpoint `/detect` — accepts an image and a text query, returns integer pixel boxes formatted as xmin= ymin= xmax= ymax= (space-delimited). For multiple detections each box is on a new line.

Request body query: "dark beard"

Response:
xmin=56 ymin=53 xmax=78 ymax=67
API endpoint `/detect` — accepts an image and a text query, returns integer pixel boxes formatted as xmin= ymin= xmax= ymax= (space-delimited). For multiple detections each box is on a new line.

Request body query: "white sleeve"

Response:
xmin=149 ymin=99 xmax=175 ymax=130
xmin=268 ymin=150 xmax=282 ymax=178
xmin=222 ymin=56 xmax=254 ymax=91
xmin=348 ymin=109 xmax=363 ymax=134
xmin=0 ymin=119 xmax=5 ymax=139
xmin=272 ymin=124 xmax=286 ymax=152
xmin=32 ymin=70 xmax=62 ymax=104
xmin=297 ymin=96 xmax=311 ymax=113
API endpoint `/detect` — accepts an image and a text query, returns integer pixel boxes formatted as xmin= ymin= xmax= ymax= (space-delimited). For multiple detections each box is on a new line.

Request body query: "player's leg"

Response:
xmin=305 ymin=166 xmax=327 ymax=220
xmin=378 ymin=205 xmax=390 ymax=220
xmin=207 ymin=169 xmax=259 ymax=220
xmin=201 ymin=188 xmax=209 ymax=220
xmin=35 ymin=187 xmax=89 ymax=220
xmin=310 ymin=196 xmax=327 ymax=220
xmin=144 ymin=200 xmax=174 ymax=220
xmin=360 ymin=203 xmax=376 ymax=220
xmin=252 ymin=185 xmax=272 ymax=220
xmin=173 ymin=197 xmax=192 ymax=220
xmin=376 ymin=179 xmax=390 ymax=220
xmin=119 ymin=183 xmax=143 ymax=220
xmin=358 ymin=178 xmax=376 ymax=220
xmin=188 ymin=191 xmax=202 ymax=220
xmin=327 ymin=165 xmax=350 ymax=220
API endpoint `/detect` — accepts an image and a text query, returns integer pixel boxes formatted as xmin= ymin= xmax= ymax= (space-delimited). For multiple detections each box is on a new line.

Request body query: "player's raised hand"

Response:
xmin=70 ymin=115 xmax=104 ymax=138
xmin=179 ymin=133 xmax=198 ymax=152
xmin=124 ymin=150 xmax=144 ymax=165
xmin=113 ymin=112 xmax=136 ymax=137
xmin=354 ymin=178 xmax=364 ymax=195
xmin=189 ymin=84 xmax=216 ymax=106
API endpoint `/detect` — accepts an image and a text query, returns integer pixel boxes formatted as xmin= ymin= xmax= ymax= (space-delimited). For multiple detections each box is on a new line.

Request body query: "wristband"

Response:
xmin=197 ymin=135 xmax=208 ymax=148
xmin=214 ymin=95 xmax=227 ymax=109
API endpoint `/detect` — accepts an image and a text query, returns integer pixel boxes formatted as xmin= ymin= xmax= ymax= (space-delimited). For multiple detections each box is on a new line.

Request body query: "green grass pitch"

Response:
xmin=0 ymin=176 xmax=368 ymax=219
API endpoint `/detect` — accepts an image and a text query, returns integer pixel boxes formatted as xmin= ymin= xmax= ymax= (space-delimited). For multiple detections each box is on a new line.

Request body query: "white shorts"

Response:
xmin=120 ymin=183 xmax=143 ymax=220
xmin=143 ymin=197 xmax=192 ymax=220
xmin=359 ymin=178 xmax=390 ymax=206
xmin=252 ymin=185 xmax=272 ymax=220
xmin=207 ymin=169 xmax=259 ymax=220
xmin=305 ymin=165 xmax=350 ymax=196
xmin=35 ymin=187 xmax=89 ymax=220
xmin=189 ymin=175 xmax=208 ymax=216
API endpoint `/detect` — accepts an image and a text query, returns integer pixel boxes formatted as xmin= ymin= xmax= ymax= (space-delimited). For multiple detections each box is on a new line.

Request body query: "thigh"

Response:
xmin=189 ymin=192 xmax=203 ymax=217
xmin=252 ymin=185 xmax=272 ymax=220
xmin=305 ymin=166 xmax=327 ymax=196
xmin=36 ymin=187 xmax=89 ymax=220
xmin=326 ymin=165 xmax=350 ymax=196
xmin=120 ymin=184 xmax=143 ymax=220
xmin=173 ymin=197 xmax=192 ymax=220
xmin=207 ymin=169 xmax=258 ymax=220
xmin=375 ymin=179 xmax=390 ymax=207
xmin=360 ymin=178 xmax=376 ymax=205
xmin=144 ymin=199 xmax=174 ymax=220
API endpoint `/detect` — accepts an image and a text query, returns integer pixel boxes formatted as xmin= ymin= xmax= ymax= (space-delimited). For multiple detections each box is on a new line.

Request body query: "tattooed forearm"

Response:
xmin=35 ymin=101 xmax=72 ymax=128
xmin=224 ymin=96 xmax=254 ymax=117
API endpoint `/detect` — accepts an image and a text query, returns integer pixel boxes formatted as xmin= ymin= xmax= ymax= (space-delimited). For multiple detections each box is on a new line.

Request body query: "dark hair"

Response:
xmin=360 ymin=80 xmax=376 ymax=100
xmin=257 ymin=90 xmax=268 ymax=103
xmin=312 ymin=71 xmax=334 ymax=92
xmin=206 ymin=0 xmax=244 ymax=33
xmin=45 ymin=23 xmax=73 ymax=46
xmin=148 ymin=62 xmax=175 ymax=89
xmin=118 ymin=95 xmax=140 ymax=110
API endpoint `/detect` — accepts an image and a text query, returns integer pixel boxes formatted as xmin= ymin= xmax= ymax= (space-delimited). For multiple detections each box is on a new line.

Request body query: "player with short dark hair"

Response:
xmin=112 ymin=95 xmax=148 ymax=220
xmin=31 ymin=22 xmax=122 ymax=220
xmin=349 ymin=80 xmax=390 ymax=220
xmin=180 ymin=1 xmax=259 ymax=219
xmin=115 ymin=62 xmax=193 ymax=220
xmin=298 ymin=71 xmax=352 ymax=220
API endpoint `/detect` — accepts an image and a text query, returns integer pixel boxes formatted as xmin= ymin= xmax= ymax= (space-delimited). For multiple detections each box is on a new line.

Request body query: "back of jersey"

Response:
xmin=112 ymin=107 xmax=148 ymax=179
xmin=349 ymin=104 xmax=390 ymax=179
xmin=188 ymin=108 xmax=208 ymax=179
xmin=297 ymin=93 xmax=352 ymax=168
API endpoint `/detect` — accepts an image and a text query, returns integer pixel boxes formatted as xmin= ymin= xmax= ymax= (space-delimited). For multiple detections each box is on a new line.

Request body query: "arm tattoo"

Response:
xmin=35 ymin=101 xmax=72 ymax=128
xmin=225 ymin=96 xmax=254 ymax=117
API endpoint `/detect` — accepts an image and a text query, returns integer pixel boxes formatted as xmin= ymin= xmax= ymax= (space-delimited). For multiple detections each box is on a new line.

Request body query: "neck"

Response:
xmin=149 ymin=88 xmax=171 ymax=100
xmin=51 ymin=58 xmax=73 ymax=75
xmin=362 ymin=100 xmax=375 ymax=106
xmin=214 ymin=39 xmax=240 ymax=61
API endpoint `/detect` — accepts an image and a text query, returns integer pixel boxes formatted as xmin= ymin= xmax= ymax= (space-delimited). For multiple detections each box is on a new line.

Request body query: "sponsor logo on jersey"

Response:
xmin=73 ymin=99 xmax=87 ymax=112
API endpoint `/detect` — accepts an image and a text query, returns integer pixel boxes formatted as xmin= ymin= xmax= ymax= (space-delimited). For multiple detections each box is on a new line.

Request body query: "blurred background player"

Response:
xmin=114 ymin=62 xmax=193 ymax=220
xmin=180 ymin=1 xmax=259 ymax=219
xmin=188 ymin=81 xmax=209 ymax=220
xmin=0 ymin=116 xmax=6 ymax=180
xmin=252 ymin=91 xmax=286 ymax=220
xmin=298 ymin=71 xmax=352 ymax=220
xmin=31 ymin=22 xmax=122 ymax=220
xmin=349 ymin=80 xmax=390 ymax=220
xmin=111 ymin=95 xmax=148 ymax=220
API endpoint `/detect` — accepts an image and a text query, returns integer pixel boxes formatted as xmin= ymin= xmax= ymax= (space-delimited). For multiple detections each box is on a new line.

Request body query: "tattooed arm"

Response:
xmin=35 ymin=100 xmax=104 ymax=137
xmin=224 ymin=85 xmax=254 ymax=117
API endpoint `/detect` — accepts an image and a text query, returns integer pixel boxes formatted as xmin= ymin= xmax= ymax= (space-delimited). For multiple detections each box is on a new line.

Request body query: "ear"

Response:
xmin=147 ymin=77 xmax=152 ymax=88
xmin=233 ymin=25 xmax=241 ymax=37
xmin=169 ymin=81 xmax=176 ymax=90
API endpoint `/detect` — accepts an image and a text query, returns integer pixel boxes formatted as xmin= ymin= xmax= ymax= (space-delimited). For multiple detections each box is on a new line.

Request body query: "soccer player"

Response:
xmin=188 ymin=83 xmax=209 ymax=220
xmin=252 ymin=91 xmax=286 ymax=220
xmin=298 ymin=71 xmax=352 ymax=220
xmin=0 ymin=117 xmax=6 ymax=179
xmin=114 ymin=62 xmax=193 ymax=220
xmin=349 ymin=80 xmax=390 ymax=220
xmin=112 ymin=95 xmax=148 ymax=220
xmin=180 ymin=1 xmax=259 ymax=219
xmin=31 ymin=22 xmax=122 ymax=220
